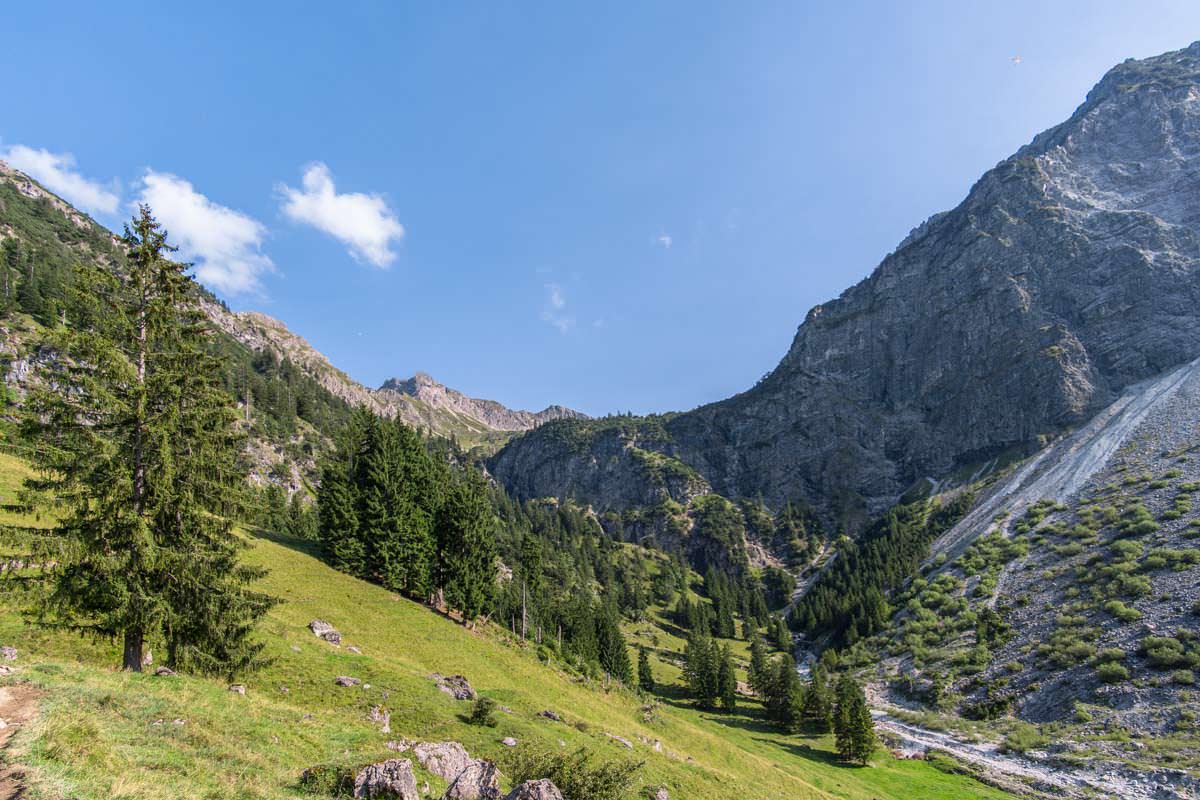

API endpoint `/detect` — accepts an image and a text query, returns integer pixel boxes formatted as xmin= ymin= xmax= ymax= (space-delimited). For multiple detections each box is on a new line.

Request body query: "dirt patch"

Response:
xmin=0 ymin=683 xmax=41 ymax=800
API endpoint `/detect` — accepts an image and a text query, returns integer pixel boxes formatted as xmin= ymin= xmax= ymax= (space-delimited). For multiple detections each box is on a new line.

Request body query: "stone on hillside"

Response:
xmin=228 ymin=684 xmax=246 ymax=695
xmin=335 ymin=676 xmax=362 ymax=687
xmin=648 ymin=788 xmax=669 ymax=800
xmin=0 ymin=665 xmax=14 ymax=676
xmin=154 ymin=666 xmax=175 ymax=677
xmin=537 ymin=709 xmax=562 ymax=722
xmin=369 ymin=705 xmax=391 ymax=733
xmin=385 ymin=738 xmax=415 ymax=752
xmin=504 ymin=780 xmax=562 ymax=800
xmin=0 ymin=646 xmax=17 ymax=661
xmin=605 ymin=733 xmax=633 ymax=749
xmin=500 ymin=737 xmax=518 ymax=747
xmin=353 ymin=758 xmax=419 ymax=800
xmin=347 ymin=645 xmax=363 ymax=654
xmin=430 ymin=673 xmax=476 ymax=700
xmin=309 ymin=619 xmax=342 ymax=645
xmin=442 ymin=760 xmax=501 ymax=800
xmin=413 ymin=741 xmax=473 ymax=782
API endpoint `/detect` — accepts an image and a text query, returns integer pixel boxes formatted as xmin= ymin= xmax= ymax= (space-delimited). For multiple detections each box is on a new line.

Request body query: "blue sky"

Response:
xmin=4 ymin=2 xmax=1200 ymax=416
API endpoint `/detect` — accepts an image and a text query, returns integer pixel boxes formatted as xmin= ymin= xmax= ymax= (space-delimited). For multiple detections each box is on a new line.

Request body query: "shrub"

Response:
xmin=502 ymin=744 xmax=642 ymax=800
xmin=1002 ymin=722 xmax=1049 ymax=753
xmin=1102 ymin=600 xmax=1142 ymax=622
xmin=467 ymin=696 xmax=499 ymax=727
xmin=1172 ymin=670 xmax=1195 ymax=685
xmin=1096 ymin=662 xmax=1130 ymax=683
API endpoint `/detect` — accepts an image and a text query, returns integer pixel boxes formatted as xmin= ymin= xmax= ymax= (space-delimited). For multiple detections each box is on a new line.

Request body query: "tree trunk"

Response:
xmin=123 ymin=628 xmax=144 ymax=672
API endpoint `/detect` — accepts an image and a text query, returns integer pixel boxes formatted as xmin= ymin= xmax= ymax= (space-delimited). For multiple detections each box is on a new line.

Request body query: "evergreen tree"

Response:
xmin=773 ymin=615 xmax=792 ymax=651
xmin=717 ymin=643 xmax=737 ymax=711
xmin=637 ymin=646 xmax=655 ymax=693
xmin=435 ymin=470 xmax=497 ymax=621
xmin=801 ymin=667 xmax=833 ymax=732
xmin=596 ymin=603 xmax=632 ymax=683
xmin=764 ymin=654 xmax=803 ymax=731
xmin=21 ymin=205 xmax=274 ymax=676
xmin=833 ymin=677 xmax=876 ymax=764
xmin=318 ymin=409 xmax=372 ymax=575
xmin=748 ymin=635 xmax=769 ymax=697
xmin=683 ymin=634 xmax=720 ymax=708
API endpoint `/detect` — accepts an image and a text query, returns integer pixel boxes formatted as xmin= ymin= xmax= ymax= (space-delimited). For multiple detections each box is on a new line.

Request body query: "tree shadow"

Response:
xmin=752 ymin=736 xmax=865 ymax=769
xmin=246 ymin=526 xmax=323 ymax=559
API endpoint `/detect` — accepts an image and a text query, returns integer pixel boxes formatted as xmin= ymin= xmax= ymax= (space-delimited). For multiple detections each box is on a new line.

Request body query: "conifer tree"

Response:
xmin=748 ymin=635 xmax=769 ymax=696
xmin=435 ymin=469 xmax=497 ymax=621
xmin=22 ymin=205 xmax=274 ymax=676
xmin=637 ymin=646 xmax=655 ymax=693
xmin=596 ymin=602 xmax=632 ymax=683
xmin=318 ymin=409 xmax=373 ymax=575
xmin=717 ymin=643 xmax=737 ymax=711
xmin=833 ymin=676 xmax=876 ymax=764
xmin=801 ymin=667 xmax=833 ymax=732
xmin=684 ymin=634 xmax=720 ymax=708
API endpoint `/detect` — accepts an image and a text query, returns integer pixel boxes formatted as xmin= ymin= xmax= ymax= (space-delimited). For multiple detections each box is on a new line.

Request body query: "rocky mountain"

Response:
xmin=491 ymin=42 xmax=1200 ymax=527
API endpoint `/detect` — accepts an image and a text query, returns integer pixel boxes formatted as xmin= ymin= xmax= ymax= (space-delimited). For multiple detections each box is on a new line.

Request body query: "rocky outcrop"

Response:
xmin=430 ymin=673 xmax=476 ymax=700
xmin=413 ymin=741 xmax=474 ymax=782
xmin=380 ymin=372 xmax=586 ymax=432
xmin=504 ymin=780 xmax=564 ymax=800
xmin=353 ymin=759 xmax=420 ymax=800
xmin=308 ymin=619 xmax=342 ymax=645
xmin=492 ymin=42 xmax=1200 ymax=525
xmin=441 ymin=760 xmax=501 ymax=800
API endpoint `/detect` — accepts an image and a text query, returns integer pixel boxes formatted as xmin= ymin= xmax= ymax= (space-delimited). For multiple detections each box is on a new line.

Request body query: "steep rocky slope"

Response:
xmin=492 ymin=42 xmax=1200 ymax=525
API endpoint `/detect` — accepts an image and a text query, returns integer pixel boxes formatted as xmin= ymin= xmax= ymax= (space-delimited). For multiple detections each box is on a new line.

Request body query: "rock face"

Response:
xmin=353 ymin=758 xmax=420 ymax=800
xmin=379 ymin=372 xmax=586 ymax=432
xmin=492 ymin=42 xmax=1200 ymax=523
xmin=441 ymin=760 xmax=501 ymax=800
xmin=504 ymin=780 xmax=564 ymax=800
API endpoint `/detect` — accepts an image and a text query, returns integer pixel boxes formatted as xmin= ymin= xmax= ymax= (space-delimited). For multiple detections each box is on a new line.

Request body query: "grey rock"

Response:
xmin=431 ymin=673 xmax=476 ymax=700
xmin=500 ymin=737 xmax=518 ymax=747
xmin=228 ymin=684 xmax=246 ymax=695
xmin=537 ymin=709 xmax=562 ymax=722
xmin=0 ymin=646 xmax=16 ymax=661
xmin=335 ymin=676 xmax=362 ymax=687
xmin=380 ymin=373 xmax=586 ymax=433
xmin=413 ymin=741 xmax=474 ymax=782
xmin=441 ymin=760 xmax=501 ymax=800
xmin=370 ymin=705 xmax=391 ymax=733
xmin=504 ymin=779 xmax=564 ymax=800
xmin=648 ymin=789 xmax=669 ymax=800
xmin=353 ymin=758 xmax=419 ymax=800
xmin=154 ymin=666 xmax=175 ymax=677
xmin=309 ymin=619 xmax=342 ymax=646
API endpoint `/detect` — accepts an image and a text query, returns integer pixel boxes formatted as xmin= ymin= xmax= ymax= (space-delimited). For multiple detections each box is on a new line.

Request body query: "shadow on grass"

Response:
xmin=247 ymin=526 xmax=323 ymax=559
xmin=752 ymin=735 xmax=867 ymax=769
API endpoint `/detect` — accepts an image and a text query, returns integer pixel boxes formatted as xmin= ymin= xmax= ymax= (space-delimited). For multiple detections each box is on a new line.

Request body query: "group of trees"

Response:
xmin=316 ymin=409 xmax=497 ymax=620
xmin=18 ymin=207 xmax=273 ymax=677
xmin=792 ymin=494 xmax=973 ymax=647
xmin=683 ymin=633 xmax=738 ymax=710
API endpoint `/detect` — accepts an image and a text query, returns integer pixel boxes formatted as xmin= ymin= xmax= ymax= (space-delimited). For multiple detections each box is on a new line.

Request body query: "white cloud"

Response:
xmin=277 ymin=163 xmax=404 ymax=267
xmin=655 ymin=233 xmax=673 ymax=249
xmin=540 ymin=282 xmax=573 ymax=333
xmin=2 ymin=144 xmax=120 ymax=215
xmin=137 ymin=170 xmax=274 ymax=296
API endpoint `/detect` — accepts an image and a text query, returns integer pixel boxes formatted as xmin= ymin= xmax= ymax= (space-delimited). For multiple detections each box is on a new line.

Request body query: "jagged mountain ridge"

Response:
xmin=491 ymin=41 xmax=1200 ymax=524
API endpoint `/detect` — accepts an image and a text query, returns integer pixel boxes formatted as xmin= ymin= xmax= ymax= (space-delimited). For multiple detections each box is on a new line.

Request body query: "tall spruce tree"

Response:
xmin=435 ymin=469 xmax=497 ymax=621
xmin=833 ymin=676 xmax=876 ymax=764
xmin=717 ymin=643 xmax=737 ymax=711
xmin=801 ymin=667 xmax=833 ymax=732
xmin=748 ymin=635 xmax=768 ymax=696
xmin=637 ymin=645 xmax=655 ymax=693
xmin=21 ymin=205 xmax=274 ymax=676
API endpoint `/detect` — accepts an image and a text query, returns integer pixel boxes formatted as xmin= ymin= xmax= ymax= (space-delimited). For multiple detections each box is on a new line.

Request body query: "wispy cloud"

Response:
xmin=655 ymin=232 xmax=673 ymax=249
xmin=137 ymin=170 xmax=274 ymax=296
xmin=540 ymin=282 xmax=574 ymax=333
xmin=2 ymin=144 xmax=120 ymax=215
xmin=277 ymin=163 xmax=404 ymax=268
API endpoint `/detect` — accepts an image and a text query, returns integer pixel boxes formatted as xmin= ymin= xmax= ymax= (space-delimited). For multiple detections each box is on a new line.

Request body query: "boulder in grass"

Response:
xmin=308 ymin=619 xmax=342 ymax=646
xmin=413 ymin=741 xmax=473 ymax=782
xmin=335 ymin=676 xmax=362 ymax=687
xmin=0 ymin=646 xmax=16 ymax=662
xmin=353 ymin=758 xmax=419 ymax=800
xmin=500 ymin=737 xmax=518 ymax=748
xmin=648 ymin=789 xmax=669 ymax=800
xmin=504 ymin=780 xmax=564 ymax=800
xmin=537 ymin=709 xmax=562 ymax=722
xmin=442 ymin=760 xmax=501 ymax=800
xmin=430 ymin=673 xmax=476 ymax=700
xmin=228 ymin=684 xmax=246 ymax=695
xmin=154 ymin=666 xmax=176 ymax=677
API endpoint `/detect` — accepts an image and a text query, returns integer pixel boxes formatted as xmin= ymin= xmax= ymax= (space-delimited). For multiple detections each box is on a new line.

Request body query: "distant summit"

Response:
xmin=379 ymin=372 xmax=587 ymax=433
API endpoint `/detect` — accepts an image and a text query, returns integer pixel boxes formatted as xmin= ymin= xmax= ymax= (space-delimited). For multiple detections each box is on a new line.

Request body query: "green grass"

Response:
xmin=0 ymin=472 xmax=1014 ymax=799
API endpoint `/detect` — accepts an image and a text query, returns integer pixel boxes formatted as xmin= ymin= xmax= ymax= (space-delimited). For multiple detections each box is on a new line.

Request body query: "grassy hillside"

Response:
xmin=0 ymin=451 xmax=1012 ymax=799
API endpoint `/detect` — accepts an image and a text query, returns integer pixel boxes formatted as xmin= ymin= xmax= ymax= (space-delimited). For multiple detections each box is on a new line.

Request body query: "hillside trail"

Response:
xmin=0 ymin=683 xmax=39 ymax=800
